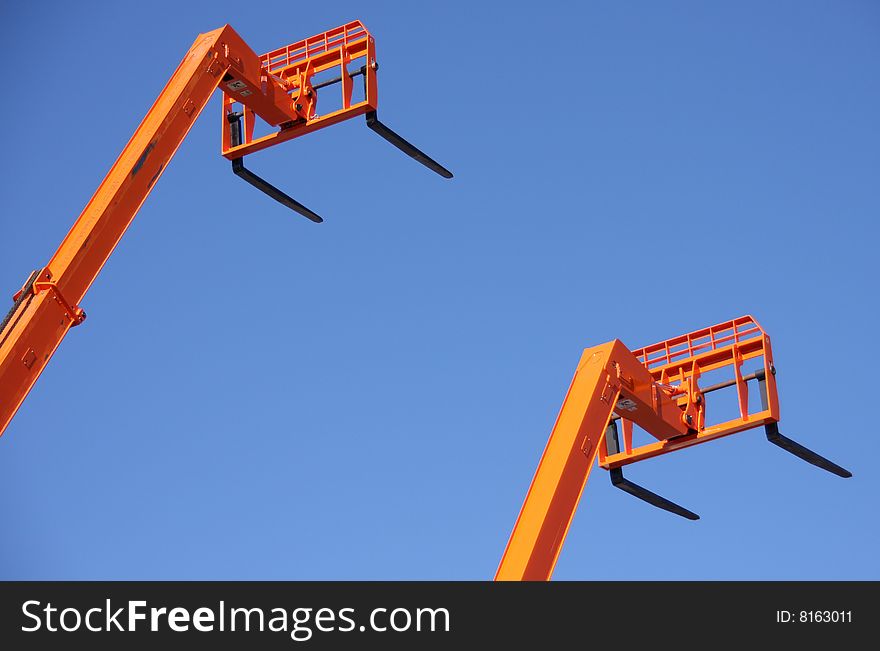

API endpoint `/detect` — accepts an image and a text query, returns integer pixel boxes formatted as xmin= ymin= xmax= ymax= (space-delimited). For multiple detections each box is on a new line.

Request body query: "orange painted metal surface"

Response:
xmin=600 ymin=316 xmax=779 ymax=469
xmin=496 ymin=316 xmax=784 ymax=581
xmin=221 ymin=21 xmax=377 ymax=158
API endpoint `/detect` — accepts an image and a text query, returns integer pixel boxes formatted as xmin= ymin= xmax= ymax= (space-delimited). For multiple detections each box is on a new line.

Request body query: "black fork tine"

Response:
xmin=755 ymin=371 xmax=852 ymax=478
xmin=366 ymin=111 xmax=453 ymax=179
xmin=765 ymin=423 xmax=852 ymax=478
xmin=610 ymin=468 xmax=700 ymax=521
xmin=232 ymin=158 xmax=323 ymax=223
xmin=227 ymin=111 xmax=323 ymax=222
xmin=604 ymin=421 xmax=699 ymax=520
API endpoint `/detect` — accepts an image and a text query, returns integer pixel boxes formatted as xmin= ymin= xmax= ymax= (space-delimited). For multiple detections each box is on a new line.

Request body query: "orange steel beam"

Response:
xmin=0 ymin=22 xmax=394 ymax=437
xmin=495 ymin=339 xmax=689 ymax=581
xmin=0 ymin=26 xmax=264 ymax=436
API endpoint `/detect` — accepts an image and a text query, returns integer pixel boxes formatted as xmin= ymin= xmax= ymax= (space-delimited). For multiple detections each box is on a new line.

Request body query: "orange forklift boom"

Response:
xmin=495 ymin=316 xmax=851 ymax=581
xmin=0 ymin=21 xmax=451 ymax=436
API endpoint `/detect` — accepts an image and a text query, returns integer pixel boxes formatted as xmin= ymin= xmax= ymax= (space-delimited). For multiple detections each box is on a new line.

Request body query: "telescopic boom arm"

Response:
xmin=496 ymin=316 xmax=851 ymax=581
xmin=0 ymin=21 xmax=451 ymax=437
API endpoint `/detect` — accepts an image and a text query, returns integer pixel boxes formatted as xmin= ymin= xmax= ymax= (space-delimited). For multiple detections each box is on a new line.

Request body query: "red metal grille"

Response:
xmin=633 ymin=315 xmax=764 ymax=371
xmin=260 ymin=21 xmax=368 ymax=75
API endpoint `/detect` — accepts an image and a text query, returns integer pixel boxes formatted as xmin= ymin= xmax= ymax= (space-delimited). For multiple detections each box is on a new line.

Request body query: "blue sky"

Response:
xmin=1 ymin=1 xmax=877 ymax=579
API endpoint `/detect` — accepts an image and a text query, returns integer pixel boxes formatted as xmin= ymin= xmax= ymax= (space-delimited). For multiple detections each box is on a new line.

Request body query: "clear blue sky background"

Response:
xmin=1 ymin=1 xmax=877 ymax=580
